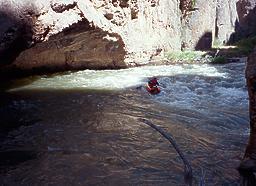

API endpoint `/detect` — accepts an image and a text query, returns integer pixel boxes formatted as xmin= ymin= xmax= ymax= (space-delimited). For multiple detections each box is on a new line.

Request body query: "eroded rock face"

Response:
xmin=215 ymin=0 xmax=238 ymax=44
xmin=181 ymin=0 xmax=217 ymax=50
xmin=1 ymin=0 xmax=256 ymax=73
xmin=1 ymin=0 xmax=182 ymax=70
xmin=89 ymin=0 xmax=182 ymax=63
xmin=236 ymin=0 xmax=256 ymax=38
xmin=181 ymin=0 xmax=256 ymax=50
xmin=13 ymin=21 xmax=126 ymax=72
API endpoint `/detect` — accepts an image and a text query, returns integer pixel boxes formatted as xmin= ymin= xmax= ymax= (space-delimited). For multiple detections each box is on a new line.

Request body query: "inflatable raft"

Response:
xmin=146 ymin=84 xmax=160 ymax=94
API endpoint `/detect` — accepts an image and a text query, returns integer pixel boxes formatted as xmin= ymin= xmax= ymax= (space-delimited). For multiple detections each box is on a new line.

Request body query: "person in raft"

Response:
xmin=147 ymin=77 xmax=160 ymax=94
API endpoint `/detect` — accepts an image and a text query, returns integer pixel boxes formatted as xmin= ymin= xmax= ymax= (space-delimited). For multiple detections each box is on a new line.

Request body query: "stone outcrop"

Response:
xmin=13 ymin=21 xmax=126 ymax=72
xmin=0 ymin=0 xmax=181 ymax=70
xmin=244 ymin=49 xmax=256 ymax=157
xmin=239 ymin=48 xmax=256 ymax=183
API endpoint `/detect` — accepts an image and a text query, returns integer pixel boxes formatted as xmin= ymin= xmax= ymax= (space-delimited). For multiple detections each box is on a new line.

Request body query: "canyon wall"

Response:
xmin=236 ymin=0 xmax=256 ymax=39
xmin=181 ymin=0 xmax=217 ymax=50
xmin=215 ymin=0 xmax=238 ymax=45
xmin=0 ymin=0 xmax=256 ymax=72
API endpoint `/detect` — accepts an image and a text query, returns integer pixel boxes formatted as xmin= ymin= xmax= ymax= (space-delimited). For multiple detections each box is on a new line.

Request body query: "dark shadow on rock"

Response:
xmin=227 ymin=2 xmax=256 ymax=44
xmin=0 ymin=11 xmax=34 ymax=67
xmin=238 ymin=169 xmax=256 ymax=186
xmin=239 ymin=49 xmax=256 ymax=185
xmin=8 ymin=22 xmax=126 ymax=77
xmin=193 ymin=2 xmax=256 ymax=61
xmin=195 ymin=32 xmax=212 ymax=51
xmin=195 ymin=4 xmax=256 ymax=60
xmin=235 ymin=1 xmax=256 ymax=40
xmin=0 ymin=18 xmax=126 ymax=81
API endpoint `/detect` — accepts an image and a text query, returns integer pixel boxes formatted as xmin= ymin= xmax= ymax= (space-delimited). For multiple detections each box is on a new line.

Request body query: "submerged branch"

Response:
xmin=138 ymin=118 xmax=193 ymax=186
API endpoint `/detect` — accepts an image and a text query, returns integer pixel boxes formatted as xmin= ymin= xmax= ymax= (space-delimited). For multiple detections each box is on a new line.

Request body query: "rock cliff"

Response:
xmin=239 ymin=48 xmax=256 ymax=182
xmin=181 ymin=0 xmax=217 ymax=50
xmin=236 ymin=0 xmax=256 ymax=39
xmin=13 ymin=23 xmax=126 ymax=72
xmin=0 ymin=0 xmax=256 ymax=72
xmin=215 ymin=0 xmax=238 ymax=44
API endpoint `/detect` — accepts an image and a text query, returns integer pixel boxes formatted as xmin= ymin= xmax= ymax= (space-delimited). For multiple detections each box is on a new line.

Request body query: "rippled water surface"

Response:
xmin=0 ymin=62 xmax=249 ymax=185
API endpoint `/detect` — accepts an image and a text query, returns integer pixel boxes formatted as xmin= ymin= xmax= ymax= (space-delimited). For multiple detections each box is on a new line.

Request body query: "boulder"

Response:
xmin=12 ymin=20 xmax=126 ymax=72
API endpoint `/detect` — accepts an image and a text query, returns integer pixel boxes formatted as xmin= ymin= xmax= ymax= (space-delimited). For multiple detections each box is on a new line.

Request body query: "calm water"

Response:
xmin=0 ymin=62 xmax=249 ymax=185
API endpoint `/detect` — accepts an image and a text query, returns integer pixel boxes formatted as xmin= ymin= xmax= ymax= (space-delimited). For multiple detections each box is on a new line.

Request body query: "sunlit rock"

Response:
xmin=215 ymin=0 xmax=238 ymax=44
xmin=0 ymin=0 xmax=256 ymax=72
xmin=180 ymin=0 xmax=217 ymax=50
xmin=0 ymin=0 xmax=182 ymax=70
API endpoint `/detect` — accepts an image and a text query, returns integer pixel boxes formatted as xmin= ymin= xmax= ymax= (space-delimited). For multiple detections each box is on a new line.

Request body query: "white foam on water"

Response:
xmin=8 ymin=63 xmax=248 ymax=124
xmin=9 ymin=64 xmax=227 ymax=91
xmin=151 ymin=63 xmax=248 ymax=117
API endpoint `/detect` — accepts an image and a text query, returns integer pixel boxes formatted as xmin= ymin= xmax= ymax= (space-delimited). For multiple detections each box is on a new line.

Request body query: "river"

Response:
xmin=0 ymin=61 xmax=249 ymax=185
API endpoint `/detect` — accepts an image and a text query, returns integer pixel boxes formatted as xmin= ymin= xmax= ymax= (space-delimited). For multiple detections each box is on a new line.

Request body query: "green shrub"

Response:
xmin=210 ymin=56 xmax=226 ymax=64
xmin=234 ymin=36 xmax=256 ymax=55
xmin=192 ymin=0 xmax=196 ymax=8
xmin=165 ymin=50 xmax=207 ymax=63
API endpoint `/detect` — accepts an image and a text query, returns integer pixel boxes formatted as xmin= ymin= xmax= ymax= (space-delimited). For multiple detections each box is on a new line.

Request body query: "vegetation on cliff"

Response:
xmin=165 ymin=36 xmax=256 ymax=64
xmin=234 ymin=36 xmax=256 ymax=55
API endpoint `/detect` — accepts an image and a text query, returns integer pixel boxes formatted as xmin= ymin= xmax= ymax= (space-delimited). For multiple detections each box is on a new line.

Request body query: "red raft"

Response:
xmin=146 ymin=84 xmax=161 ymax=94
